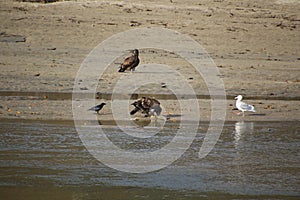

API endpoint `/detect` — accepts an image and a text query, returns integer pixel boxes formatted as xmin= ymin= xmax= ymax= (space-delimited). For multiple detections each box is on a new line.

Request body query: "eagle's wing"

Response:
xmin=131 ymin=99 xmax=147 ymax=115
xmin=151 ymin=98 xmax=160 ymax=105
xmin=129 ymin=58 xmax=140 ymax=70
xmin=122 ymin=55 xmax=135 ymax=69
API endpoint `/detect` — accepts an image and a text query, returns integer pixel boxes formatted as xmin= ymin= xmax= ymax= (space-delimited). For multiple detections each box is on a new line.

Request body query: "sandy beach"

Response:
xmin=0 ymin=1 xmax=300 ymax=199
xmin=0 ymin=0 xmax=299 ymax=121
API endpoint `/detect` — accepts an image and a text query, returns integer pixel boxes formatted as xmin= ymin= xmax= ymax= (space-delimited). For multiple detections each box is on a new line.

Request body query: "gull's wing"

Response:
xmin=240 ymin=101 xmax=255 ymax=111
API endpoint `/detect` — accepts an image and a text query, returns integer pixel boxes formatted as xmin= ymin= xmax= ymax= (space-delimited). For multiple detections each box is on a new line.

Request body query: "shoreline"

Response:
xmin=1 ymin=117 xmax=299 ymax=126
xmin=1 ymin=90 xmax=300 ymax=101
xmin=1 ymin=98 xmax=299 ymax=122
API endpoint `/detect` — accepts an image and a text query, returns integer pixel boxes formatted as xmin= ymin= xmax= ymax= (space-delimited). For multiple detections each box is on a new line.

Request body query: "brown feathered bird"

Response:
xmin=130 ymin=97 xmax=162 ymax=117
xmin=130 ymin=97 xmax=148 ymax=115
xmin=118 ymin=49 xmax=140 ymax=72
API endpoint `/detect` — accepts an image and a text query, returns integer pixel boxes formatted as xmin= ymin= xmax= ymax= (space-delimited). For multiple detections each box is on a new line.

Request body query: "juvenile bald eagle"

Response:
xmin=118 ymin=49 xmax=140 ymax=72
xmin=130 ymin=97 xmax=148 ymax=115
xmin=88 ymin=103 xmax=106 ymax=114
xmin=130 ymin=97 xmax=162 ymax=117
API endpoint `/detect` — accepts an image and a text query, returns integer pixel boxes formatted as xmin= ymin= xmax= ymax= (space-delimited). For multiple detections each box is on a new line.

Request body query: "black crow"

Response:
xmin=89 ymin=103 xmax=106 ymax=114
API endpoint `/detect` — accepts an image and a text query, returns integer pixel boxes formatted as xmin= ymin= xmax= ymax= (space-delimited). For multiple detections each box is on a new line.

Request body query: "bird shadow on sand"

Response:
xmin=248 ymin=113 xmax=266 ymax=116
xmin=93 ymin=113 xmax=110 ymax=115
xmin=163 ymin=114 xmax=182 ymax=118
xmin=130 ymin=71 xmax=172 ymax=74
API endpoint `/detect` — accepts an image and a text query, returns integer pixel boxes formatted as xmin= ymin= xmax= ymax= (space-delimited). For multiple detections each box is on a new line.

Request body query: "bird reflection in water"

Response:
xmin=234 ymin=121 xmax=254 ymax=149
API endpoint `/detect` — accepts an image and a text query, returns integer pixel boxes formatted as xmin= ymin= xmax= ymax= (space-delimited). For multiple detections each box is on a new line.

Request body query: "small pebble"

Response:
xmin=80 ymin=87 xmax=88 ymax=90
xmin=161 ymin=82 xmax=167 ymax=88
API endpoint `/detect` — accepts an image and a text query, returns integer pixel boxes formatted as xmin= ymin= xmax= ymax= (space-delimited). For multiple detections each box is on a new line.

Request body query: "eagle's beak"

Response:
xmin=234 ymin=96 xmax=238 ymax=99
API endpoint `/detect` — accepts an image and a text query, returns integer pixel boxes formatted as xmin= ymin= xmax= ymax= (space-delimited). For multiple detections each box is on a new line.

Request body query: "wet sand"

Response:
xmin=0 ymin=96 xmax=300 ymax=122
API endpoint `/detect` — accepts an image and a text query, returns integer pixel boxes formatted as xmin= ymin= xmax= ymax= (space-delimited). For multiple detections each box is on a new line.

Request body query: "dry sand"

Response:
xmin=0 ymin=0 xmax=299 ymax=122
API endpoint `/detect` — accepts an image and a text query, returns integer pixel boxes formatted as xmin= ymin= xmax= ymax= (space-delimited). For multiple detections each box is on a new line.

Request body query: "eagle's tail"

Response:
xmin=118 ymin=66 xmax=126 ymax=72
xmin=130 ymin=108 xmax=140 ymax=115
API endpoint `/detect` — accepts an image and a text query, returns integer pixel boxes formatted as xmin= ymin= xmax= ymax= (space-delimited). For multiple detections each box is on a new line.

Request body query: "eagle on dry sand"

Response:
xmin=118 ymin=49 xmax=140 ymax=72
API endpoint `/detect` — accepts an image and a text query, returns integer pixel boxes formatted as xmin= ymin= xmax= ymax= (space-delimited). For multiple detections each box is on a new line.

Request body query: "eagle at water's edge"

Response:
xmin=130 ymin=97 xmax=162 ymax=117
xmin=118 ymin=49 xmax=140 ymax=72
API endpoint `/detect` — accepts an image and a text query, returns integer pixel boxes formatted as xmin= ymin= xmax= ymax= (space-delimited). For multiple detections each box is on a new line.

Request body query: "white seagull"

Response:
xmin=234 ymin=95 xmax=256 ymax=117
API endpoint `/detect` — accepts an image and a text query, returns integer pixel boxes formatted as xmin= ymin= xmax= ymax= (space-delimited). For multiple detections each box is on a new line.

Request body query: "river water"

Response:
xmin=0 ymin=120 xmax=299 ymax=199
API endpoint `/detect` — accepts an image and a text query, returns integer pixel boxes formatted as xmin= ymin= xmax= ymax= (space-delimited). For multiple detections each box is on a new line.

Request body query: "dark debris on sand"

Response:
xmin=16 ymin=0 xmax=62 ymax=3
